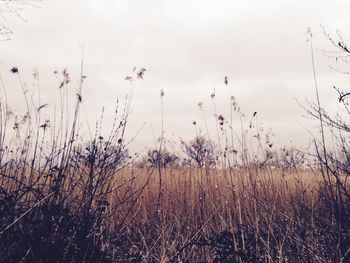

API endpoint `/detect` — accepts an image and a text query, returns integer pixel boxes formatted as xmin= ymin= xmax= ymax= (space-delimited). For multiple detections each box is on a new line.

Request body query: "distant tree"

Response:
xmin=70 ymin=139 xmax=129 ymax=171
xmin=145 ymin=148 xmax=179 ymax=168
xmin=181 ymin=136 xmax=216 ymax=168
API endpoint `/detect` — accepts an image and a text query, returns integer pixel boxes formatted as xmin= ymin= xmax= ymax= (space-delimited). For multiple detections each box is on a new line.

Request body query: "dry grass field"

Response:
xmin=107 ymin=167 xmax=349 ymax=262
xmin=1 ymin=52 xmax=350 ymax=262
xmin=3 ymin=1 xmax=350 ymax=261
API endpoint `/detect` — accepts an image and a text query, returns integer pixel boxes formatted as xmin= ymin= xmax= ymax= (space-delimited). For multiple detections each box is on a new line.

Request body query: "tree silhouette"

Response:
xmin=182 ymin=136 xmax=216 ymax=168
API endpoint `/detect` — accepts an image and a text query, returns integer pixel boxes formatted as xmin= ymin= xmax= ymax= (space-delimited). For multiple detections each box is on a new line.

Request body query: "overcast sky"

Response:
xmin=1 ymin=0 xmax=350 ymax=154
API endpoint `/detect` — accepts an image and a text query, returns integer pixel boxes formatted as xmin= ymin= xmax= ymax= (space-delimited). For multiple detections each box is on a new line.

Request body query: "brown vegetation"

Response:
xmin=1 ymin=30 xmax=350 ymax=262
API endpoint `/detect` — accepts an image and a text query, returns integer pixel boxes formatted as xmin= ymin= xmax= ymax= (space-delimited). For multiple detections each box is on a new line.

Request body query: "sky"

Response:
xmin=1 ymin=0 xmax=350 ymax=154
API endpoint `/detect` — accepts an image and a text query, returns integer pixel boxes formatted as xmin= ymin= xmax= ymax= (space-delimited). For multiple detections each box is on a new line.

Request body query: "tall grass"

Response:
xmin=0 ymin=38 xmax=350 ymax=262
xmin=0 ymin=65 xmax=149 ymax=262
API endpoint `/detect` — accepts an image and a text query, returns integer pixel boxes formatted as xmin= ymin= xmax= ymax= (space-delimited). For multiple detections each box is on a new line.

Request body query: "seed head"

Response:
xmin=33 ymin=69 xmax=39 ymax=79
xmin=218 ymin=115 xmax=224 ymax=126
xmin=136 ymin=68 xmax=146 ymax=79
xmin=210 ymin=88 xmax=216 ymax=99
xmin=10 ymin=67 xmax=18 ymax=74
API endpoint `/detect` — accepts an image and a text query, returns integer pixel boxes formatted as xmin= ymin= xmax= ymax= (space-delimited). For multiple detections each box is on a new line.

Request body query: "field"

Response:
xmin=108 ymin=167 xmax=349 ymax=262
xmin=1 ymin=124 xmax=350 ymax=263
xmin=1 ymin=18 xmax=350 ymax=262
